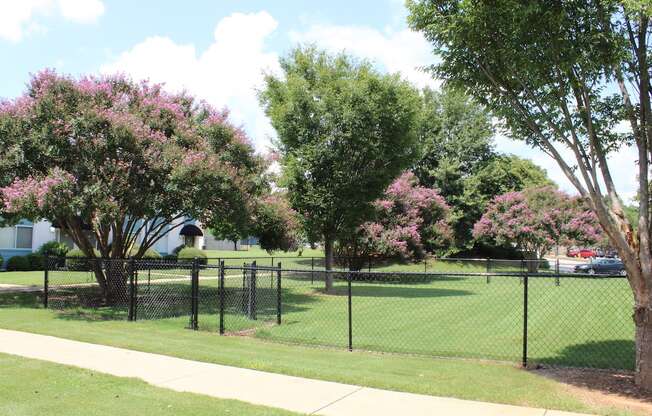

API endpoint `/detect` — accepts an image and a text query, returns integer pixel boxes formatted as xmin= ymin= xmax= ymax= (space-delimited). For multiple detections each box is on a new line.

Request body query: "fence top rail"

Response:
xmin=205 ymin=256 xmax=549 ymax=262
xmin=267 ymin=267 xmax=627 ymax=279
xmin=46 ymin=255 xmax=562 ymax=264
xmin=220 ymin=265 xmax=281 ymax=272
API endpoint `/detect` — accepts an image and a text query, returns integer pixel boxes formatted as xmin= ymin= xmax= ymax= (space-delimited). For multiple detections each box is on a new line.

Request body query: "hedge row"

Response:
xmin=1 ymin=243 xmax=206 ymax=271
xmin=5 ymin=253 xmax=44 ymax=271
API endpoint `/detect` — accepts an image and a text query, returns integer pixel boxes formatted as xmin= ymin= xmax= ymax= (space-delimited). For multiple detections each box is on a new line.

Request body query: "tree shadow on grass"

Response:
xmin=313 ymin=285 xmax=474 ymax=298
xmin=49 ymin=283 xmax=323 ymax=323
xmin=533 ymin=341 xmax=652 ymax=406
xmin=535 ymin=339 xmax=635 ymax=371
xmin=55 ymin=308 xmax=128 ymax=321
xmin=0 ymin=292 xmax=41 ymax=308
xmin=282 ymin=270 xmax=470 ymax=286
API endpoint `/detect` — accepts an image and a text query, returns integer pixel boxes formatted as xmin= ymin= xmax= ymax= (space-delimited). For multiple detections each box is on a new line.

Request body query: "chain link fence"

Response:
xmin=42 ymin=257 xmax=634 ymax=370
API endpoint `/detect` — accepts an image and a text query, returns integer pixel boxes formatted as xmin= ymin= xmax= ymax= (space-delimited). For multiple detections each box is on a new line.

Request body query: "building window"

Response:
xmin=0 ymin=225 xmax=33 ymax=249
xmin=15 ymin=226 xmax=33 ymax=249
xmin=0 ymin=227 xmax=13 ymax=248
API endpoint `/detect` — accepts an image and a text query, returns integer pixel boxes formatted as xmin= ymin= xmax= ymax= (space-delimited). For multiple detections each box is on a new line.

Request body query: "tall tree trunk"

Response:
xmin=324 ymin=236 xmax=334 ymax=292
xmin=233 ymin=240 xmax=238 ymax=251
xmin=635 ymin=305 xmax=652 ymax=390
xmin=96 ymin=261 xmax=129 ymax=306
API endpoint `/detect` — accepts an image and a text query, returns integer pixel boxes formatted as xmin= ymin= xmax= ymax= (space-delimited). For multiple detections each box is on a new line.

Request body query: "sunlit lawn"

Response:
xmin=0 ymin=353 xmax=298 ymax=416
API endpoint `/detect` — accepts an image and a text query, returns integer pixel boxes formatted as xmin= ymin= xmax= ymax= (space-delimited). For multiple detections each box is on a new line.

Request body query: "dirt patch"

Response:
xmin=534 ymin=366 xmax=652 ymax=415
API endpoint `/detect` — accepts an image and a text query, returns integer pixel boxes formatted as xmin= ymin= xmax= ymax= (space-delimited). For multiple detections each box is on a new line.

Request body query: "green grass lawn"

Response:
xmin=193 ymin=271 xmax=633 ymax=370
xmin=0 ymin=293 xmax=639 ymax=416
xmin=0 ymin=353 xmax=299 ymax=416
xmin=258 ymin=273 xmax=634 ymax=369
xmin=33 ymin=266 xmax=634 ymax=369
xmin=0 ymin=271 xmax=47 ymax=286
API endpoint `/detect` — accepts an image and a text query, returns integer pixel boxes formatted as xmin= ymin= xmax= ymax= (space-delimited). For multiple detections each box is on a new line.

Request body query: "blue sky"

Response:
xmin=0 ymin=0 xmax=638 ymax=202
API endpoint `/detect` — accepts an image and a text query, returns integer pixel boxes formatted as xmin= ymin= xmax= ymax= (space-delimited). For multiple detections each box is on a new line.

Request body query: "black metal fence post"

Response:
xmin=247 ymin=261 xmax=257 ymax=320
xmin=219 ymin=260 xmax=225 ymax=335
xmin=486 ymin=258 xmax=491 ymax=284
xmin=311 ymin=257 xmax=315 ymax=284
xmin=190 ymin=258 xmax=199 ymax=330
xmin=133 ymin=264 xmax=139 ymax=321
xmin=128 ymin=258 xmax=135 ymax=321
xmin=522 ymin=271 xmax=529 ymax=368
xmin=43 ymin=255 xmax=49 ymax=308
xmin=348 ymin=272 xmax=353 ymax=352
xmin=271 ymin=256 xmax=274 ymax=289
xmin=276 ymin=262 xmax=282 ymax=325
xmin=555 ymin=258 xmax=560 ymax=286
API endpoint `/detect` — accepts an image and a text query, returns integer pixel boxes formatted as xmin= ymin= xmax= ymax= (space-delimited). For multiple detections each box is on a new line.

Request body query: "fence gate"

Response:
xmin=133 ymin=261 xmax=193 ymax=323
xmin=216 ymin=262 xmax=281 ymax=334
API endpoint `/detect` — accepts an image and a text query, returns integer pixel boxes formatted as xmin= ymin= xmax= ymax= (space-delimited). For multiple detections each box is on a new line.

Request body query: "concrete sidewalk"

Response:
xmin=0 ymin=329 xmax=592 ymax=416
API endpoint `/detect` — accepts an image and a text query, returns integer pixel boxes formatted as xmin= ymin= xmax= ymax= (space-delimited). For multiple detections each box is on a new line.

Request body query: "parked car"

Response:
xmin=574 ymin=258 xmax=626 ymax=275
xmin=566 ymin=247 xmax=579 ymax=257
xmin=604 ymin=249 xmax=618 ymax=258
xmin=578 ymin=248 xmax=597 ymax=258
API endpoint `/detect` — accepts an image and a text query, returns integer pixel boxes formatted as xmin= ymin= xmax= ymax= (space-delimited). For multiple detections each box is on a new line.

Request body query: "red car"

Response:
xmin=578 ymin=248 xmax=597 ymax=258
xmin=566 ymin=248 xmax=597 ymax=258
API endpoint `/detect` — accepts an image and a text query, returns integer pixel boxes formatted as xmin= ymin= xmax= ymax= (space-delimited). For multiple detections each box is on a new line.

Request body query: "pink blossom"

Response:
xmin=1 ymin=168 xmax=76 ymax=212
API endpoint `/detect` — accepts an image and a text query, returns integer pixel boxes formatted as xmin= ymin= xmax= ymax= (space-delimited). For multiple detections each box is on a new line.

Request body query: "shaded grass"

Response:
xmin=0 ymin=353 xmax=299 ymax=416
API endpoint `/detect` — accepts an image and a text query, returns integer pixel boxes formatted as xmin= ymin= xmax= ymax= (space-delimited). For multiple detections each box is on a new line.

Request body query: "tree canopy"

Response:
xmin=337 ymin=172 xmax=453 ymax=264
xmin=408 ymin=0 xmax=652 ymax=387
xmin=0 ymin=70 xmax=263 ymax=297
xmin=414 ymin=88 xmax=552 ymax=250
xmin=474 ymin=186 xmax=602 ymax=261
xmin=259 ymin=46 xmax=421 ymax=288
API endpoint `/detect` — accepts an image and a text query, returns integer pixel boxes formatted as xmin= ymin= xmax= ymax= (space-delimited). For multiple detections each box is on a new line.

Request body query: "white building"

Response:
xmin=0 ymin=218 xmax=207 ymax=265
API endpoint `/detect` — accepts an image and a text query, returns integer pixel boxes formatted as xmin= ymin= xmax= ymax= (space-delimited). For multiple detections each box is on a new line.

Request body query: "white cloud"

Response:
xmin=289 ymin=24 xmax=438 ymax=89
xmin=101 ymin=11 xmax=281 ymax=152
xmin=0 ymin=0 xmax=104 ymax=42
xmin=57 ymin=0 xmax=105 ymax=24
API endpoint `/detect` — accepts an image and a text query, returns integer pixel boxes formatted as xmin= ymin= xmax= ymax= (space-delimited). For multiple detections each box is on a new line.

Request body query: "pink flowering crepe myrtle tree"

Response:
xmin=338 ymin=172 xmax=454 ymax=266
xmin=253 ymin=194 xmax=301 ymax=253
xmin=473 ymin=186 xmax=602 ymax=270
xmin=0 ymin=70 xmax=263 ymax=301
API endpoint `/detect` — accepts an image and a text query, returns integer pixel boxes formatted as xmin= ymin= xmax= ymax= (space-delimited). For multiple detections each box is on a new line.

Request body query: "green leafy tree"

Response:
xmin=414 ymin=88 xmax=552 ymax=250
xmin=461 ymin=155 xmax=554 ymax=246
xmin=259 ymin=47 xmax=421 ymax=290
xmin=408 ymin=0 xmax=652 ymax=387
xmin=0 ymin=71 xmax=261 ymax=301
xmin=253 ymin=194 xmax=301 ymax=253
xmin=415 ymin=87 xmax=495 ymax=188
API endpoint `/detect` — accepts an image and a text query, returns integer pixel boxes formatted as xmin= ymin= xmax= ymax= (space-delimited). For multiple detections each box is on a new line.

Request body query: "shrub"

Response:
xmin=172 ymin=244 xmax=186 ymax=255
xmin=129 ymin=245 xmax=162 ymax=259
xmin=37 ymin=241 xmax=70 ymax=267
xmin=162 ymin=254 xmax=177 ymax=262
xmin=37 ymin=241 xmax=70 ymax=257
xmin=6 ymin=255 xmax=30 ymax=271
xmin=177 ymin=247 xmax=207 ymax=265
xmin=66 ymin=248 xmax=101 ymax=271
xmin=26 ymin=253 xmax=44 ymax=270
